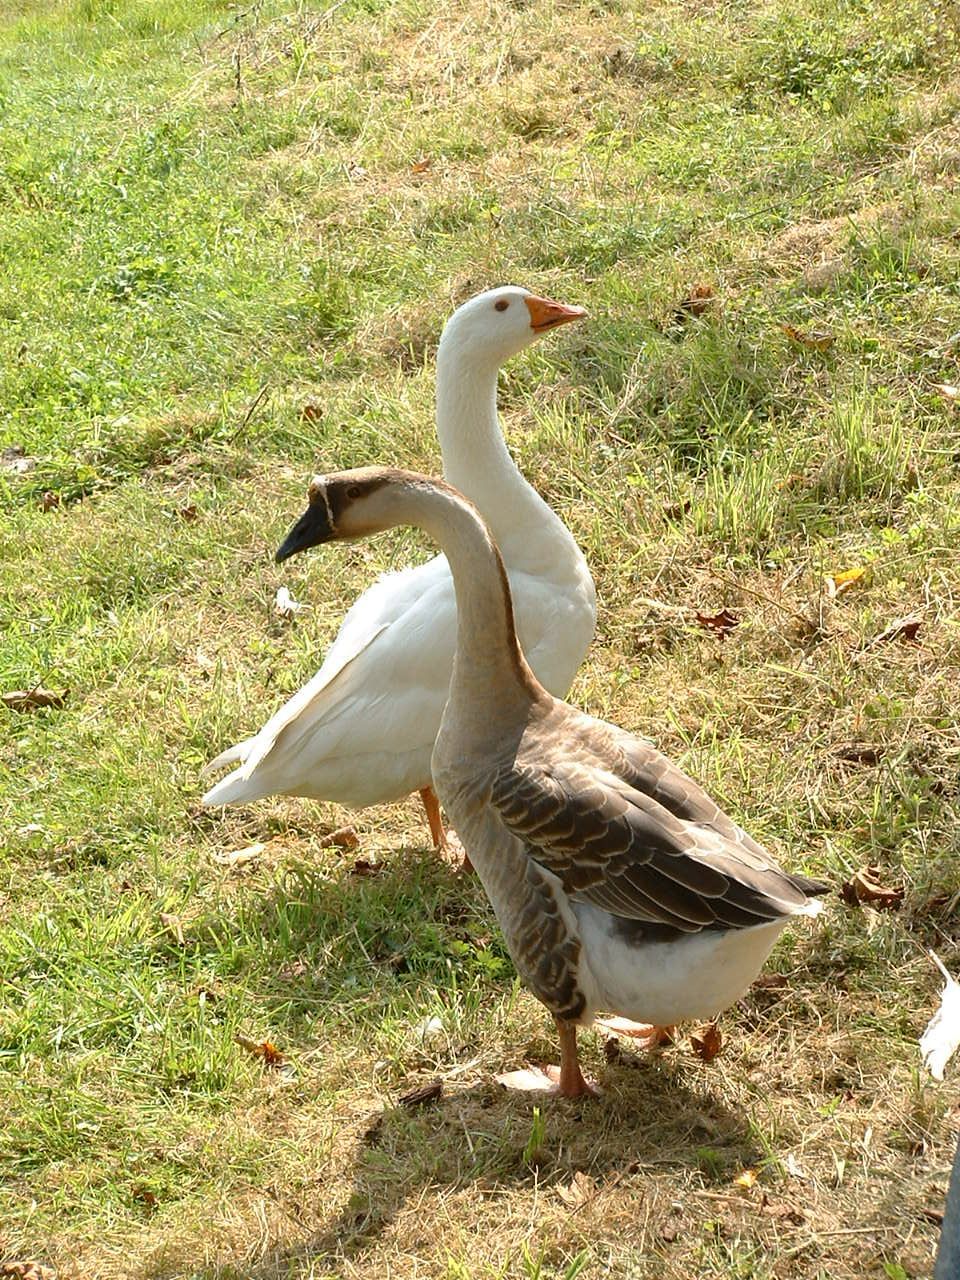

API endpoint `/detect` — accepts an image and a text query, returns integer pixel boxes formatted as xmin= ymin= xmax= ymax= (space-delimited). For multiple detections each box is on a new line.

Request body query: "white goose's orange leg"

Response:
xmin=418 ymin=785 xmax=473 ymax=872
xmin=419 ymin=785 xmax=446 ymax=849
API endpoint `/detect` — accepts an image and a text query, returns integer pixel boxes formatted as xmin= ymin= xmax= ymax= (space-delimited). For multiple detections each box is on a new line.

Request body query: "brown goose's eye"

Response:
xmin=494 ymin=299 xmax=509 ymax=312
xmin=346 ymin=484 xmax=364 ymax=501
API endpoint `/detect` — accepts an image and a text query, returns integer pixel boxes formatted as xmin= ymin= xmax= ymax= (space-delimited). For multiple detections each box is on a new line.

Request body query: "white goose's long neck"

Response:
xmin=435 ymin=338 xmax=564 ymax=552
xmin=391 ymin=480 xmax=541 ymax=716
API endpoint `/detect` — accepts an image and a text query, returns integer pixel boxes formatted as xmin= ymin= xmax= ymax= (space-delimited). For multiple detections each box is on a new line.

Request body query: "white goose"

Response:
xmin=275 ymin=467 xmax=828 ymax=1097
xmin=202 ymin=288 xmax=596 ymax=850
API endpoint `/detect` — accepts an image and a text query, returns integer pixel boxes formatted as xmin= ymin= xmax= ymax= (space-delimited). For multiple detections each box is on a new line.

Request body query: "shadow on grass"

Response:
xmin=143 ymin=845 xmax=761 ymax=1276
xmin=291 ymin=1060 xmax=752 ymax=1268
xmin=220 ymin=1061 xmax=752 ymax=1279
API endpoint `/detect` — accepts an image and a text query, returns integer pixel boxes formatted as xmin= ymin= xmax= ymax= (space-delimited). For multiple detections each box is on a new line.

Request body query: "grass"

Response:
xmin=1 ymin=0 xmax=960 ymax=1275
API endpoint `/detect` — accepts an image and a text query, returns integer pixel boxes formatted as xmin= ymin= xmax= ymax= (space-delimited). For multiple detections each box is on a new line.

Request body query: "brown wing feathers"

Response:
xmin=490 ymin=732 xmax=825 ymax=934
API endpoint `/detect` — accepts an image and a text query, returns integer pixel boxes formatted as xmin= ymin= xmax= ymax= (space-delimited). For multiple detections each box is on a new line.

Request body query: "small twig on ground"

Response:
xmin=707 ymin=570 xmax=812 ymax=626
xmin=213 ymin=0 xmax=263 ymax=42
xmin=224 ymin=384 xmax=270 ymax=443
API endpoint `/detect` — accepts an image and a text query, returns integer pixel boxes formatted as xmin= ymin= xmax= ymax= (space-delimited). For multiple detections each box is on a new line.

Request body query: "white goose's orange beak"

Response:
xmin=524 ymin=294 xmax=588 ymax=333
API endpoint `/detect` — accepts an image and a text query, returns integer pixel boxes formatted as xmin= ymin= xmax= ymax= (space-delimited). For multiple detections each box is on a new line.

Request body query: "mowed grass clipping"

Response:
xmin=1 ymin=0 xmax=960 ymax=1276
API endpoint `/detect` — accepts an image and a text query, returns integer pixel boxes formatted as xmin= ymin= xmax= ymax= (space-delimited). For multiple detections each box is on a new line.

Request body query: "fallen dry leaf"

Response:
xmin=158 ymin=911 xmax=186 ymax=945
xmin=212 ymin=841 xmax=265 ymax=869
xmin=835 ymin=743 xmax=883 ymax=765
xmin=236 ymin=1034 xmax=286 ymax=1068
xmin=840 ymin=865 xmax=904 ymax=911
xmin=782 ymin=1152 xmax=806 ymax=1180
xmin=413 ymin=1015 xmax=445 ymax=1045
xmin=675 ymin=283 xmax=716 ymax=320
xmin=696 ymin=608 xmax=740 ymax=637
xmin=398 ymin=1079 xmax=443 ymax=1108
xmin=919 ymin=951 xmax=960 ymax=1081
xmin=557 ymin=1169 xmax=598 ymax=1209
xmin=602 ymin=1036 xmax=632 ymax=1065
xmin=300 ymin=399 xmax=323 ymax=422
xmin=410 ymin=157 xmax=432 ymax=174
xmin=760 ymin=1198 xmax=807 ymax=1225
xmin=351 ymin=858 xmax=381 ymax=877
xmin=825 ymin=565 xmax=867 ymax=598
xmin=690 ymin=1021 xmax=723 ymax=1062
xmin=275 ymin=586 xmax=302 ymax=619
xmin=321 ymin=825 xmax=359 ymax=850
xmin=131 ymin=1185 xmax=158 ymax=1211
xmin=874 ymin=615 xmax=922 ymax=645
xmin=178 ymin=503 xmax=198 ymax=522
xmin=663 ymin=498 xmax=692 ymax=520
xmin=733 ymin=1168 xmax=758 ymax=1190
xmin=194 ymin=647 xmax=215 ymax=673
xmin=2 ymin=686 xmax=67 ymax=712
xmin=752 ymin=973 xmax=789 ymax=992
xmin=0 ymin=1266 xmax=57 ymax=1280
xmin=40 ymin=490 xmax=60 ymax=511
xmin=781 ymin=322 xmax=835 ymax=351
xmin=495 ymin=1065 xmax=559 ymax=1091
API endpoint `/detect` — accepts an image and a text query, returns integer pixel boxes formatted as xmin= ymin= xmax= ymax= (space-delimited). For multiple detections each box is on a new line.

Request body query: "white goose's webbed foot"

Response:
xmin=593 ymin=1016 xmax=676 ymax=1050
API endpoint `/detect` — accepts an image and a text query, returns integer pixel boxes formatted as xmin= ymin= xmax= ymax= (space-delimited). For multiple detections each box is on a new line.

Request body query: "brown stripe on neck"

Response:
xmin=492 ymin=540 xmax=544 ymax=696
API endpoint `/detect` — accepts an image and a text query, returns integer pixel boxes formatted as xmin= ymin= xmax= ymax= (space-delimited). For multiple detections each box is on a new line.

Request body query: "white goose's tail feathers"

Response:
xmin=200 ymin=738 xmax=260 ymax=807
xmin=201 ymin=765 xmax=264 ymax=808
xmin=201 ymin=738 xmax=254 ymax=778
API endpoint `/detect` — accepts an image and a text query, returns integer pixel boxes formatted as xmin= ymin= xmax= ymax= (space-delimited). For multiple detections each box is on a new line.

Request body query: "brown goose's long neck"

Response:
xmin=391 ymin=480 xmax=541 ymax=713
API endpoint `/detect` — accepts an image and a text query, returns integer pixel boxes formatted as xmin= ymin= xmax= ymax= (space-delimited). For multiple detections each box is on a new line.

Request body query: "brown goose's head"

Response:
xmin=275 ymin=466 xmax=439 ymax=562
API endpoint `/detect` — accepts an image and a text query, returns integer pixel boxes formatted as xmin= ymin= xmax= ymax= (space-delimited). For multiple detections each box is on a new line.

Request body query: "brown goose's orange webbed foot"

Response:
xmin=495 ymin=1017 xmax=601 ymax=1097
xmin=418 ymin=785 xmax=474 ymax=873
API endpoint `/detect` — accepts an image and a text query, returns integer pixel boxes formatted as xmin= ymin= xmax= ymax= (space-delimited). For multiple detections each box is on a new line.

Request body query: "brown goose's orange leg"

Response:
xmin=418 ymin=785 xmax=473 ymax=872
xmin=555 ymin=1018 xmax=592 ymax=1097
xmin=495 ymin=1017 xmax=601 ymax=1095
xmin=550 ymin=1017 xmax=600 ymax=1097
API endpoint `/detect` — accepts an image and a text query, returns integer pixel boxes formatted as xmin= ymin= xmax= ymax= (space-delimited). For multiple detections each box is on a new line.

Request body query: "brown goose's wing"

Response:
xmin=490 ymin=717 xmax=826 ymax=933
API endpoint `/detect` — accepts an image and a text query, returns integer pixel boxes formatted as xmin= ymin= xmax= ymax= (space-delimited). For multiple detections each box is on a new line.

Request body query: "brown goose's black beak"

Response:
xmin=275 ymin=495 xmax=333 ymax=563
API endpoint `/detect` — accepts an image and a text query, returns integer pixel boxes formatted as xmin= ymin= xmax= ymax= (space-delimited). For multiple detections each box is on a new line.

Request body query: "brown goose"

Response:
xmin=276 ymin=467 xmax=828 ymax=1097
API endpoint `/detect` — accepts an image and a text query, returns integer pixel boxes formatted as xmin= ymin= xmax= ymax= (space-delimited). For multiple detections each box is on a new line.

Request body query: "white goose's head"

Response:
xmin=438 ymin=286 xmax=586 ymax=368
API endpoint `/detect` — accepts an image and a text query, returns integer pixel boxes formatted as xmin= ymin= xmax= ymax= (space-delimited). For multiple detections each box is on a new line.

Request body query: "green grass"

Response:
xmin=2 ymin=0 xmax=960 ymax=1276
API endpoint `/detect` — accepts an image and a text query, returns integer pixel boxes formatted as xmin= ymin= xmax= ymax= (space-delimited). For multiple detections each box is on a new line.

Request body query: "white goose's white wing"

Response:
xmin=202 ymin=551 xmax=589 ymax=810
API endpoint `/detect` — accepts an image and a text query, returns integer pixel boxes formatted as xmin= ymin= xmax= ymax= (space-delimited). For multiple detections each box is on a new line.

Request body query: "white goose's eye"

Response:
xmin=494 ymin=299 xmax=509 ymax=312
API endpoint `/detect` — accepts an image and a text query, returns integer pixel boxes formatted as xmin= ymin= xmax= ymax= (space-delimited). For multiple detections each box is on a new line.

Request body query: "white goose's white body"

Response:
xmin=203 ymin=288 xmax=595 ymax=811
